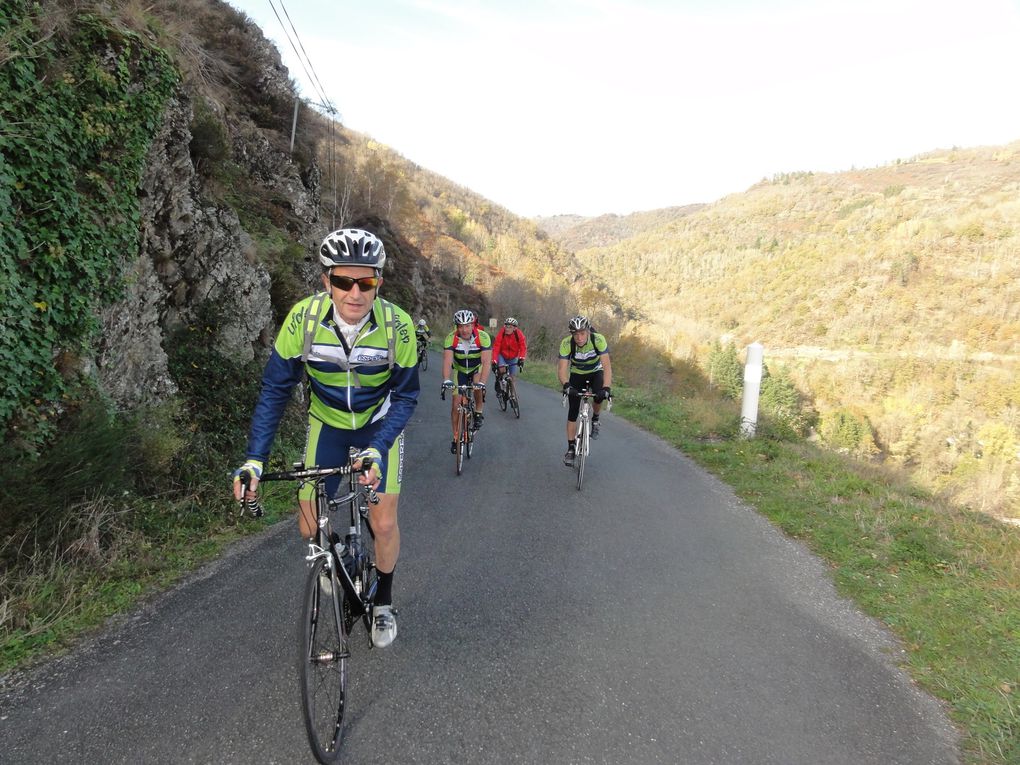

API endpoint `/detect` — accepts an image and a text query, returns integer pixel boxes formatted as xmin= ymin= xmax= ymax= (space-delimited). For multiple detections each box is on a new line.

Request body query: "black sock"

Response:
xmin=567 ymin=439 xmax=576 ymax=451
xmin=375 ymin=569 xmax=394 ymax=606
xmin=592 ymin=415 xmax=600 ymax=422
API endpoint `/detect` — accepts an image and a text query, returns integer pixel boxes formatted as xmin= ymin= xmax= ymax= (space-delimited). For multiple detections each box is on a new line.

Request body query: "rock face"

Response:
xmin=95 ymin=87 xmax=311 ymax=409
xmin=89 ymin=4 xmax=486 ymax=413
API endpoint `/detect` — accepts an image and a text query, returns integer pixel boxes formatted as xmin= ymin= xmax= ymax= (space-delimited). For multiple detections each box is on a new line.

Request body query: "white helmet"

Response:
xmin=319 ymin=228 xmax=386 ymax=271
xmin=568 ymin=315 xmax=591 ymax=332
xmin=504 ymin=317 xmax=519 ymax=327
xmin=453 ymin=309 xmax=476 ymax=325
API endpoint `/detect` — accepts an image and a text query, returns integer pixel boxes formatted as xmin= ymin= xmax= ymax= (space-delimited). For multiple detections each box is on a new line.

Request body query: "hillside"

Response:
xmin=535 ymin=204 xmax=705 ymax=252
xmin=542 ymin=145 xmax=1020 ymax=519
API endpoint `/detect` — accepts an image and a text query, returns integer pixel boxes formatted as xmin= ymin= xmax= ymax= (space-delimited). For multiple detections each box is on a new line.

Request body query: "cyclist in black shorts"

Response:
xmin=557 ymin=315 xmax=612 ymax=466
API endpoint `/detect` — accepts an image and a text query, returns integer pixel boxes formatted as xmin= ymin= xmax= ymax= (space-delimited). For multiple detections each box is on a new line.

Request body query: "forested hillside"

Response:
xmin=541 ymin=146 xmax=1020 ymax=520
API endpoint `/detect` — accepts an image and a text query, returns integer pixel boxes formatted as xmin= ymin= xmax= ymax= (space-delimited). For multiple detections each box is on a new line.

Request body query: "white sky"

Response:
xmin=227 ymin=0 xmax=1020 ymax=217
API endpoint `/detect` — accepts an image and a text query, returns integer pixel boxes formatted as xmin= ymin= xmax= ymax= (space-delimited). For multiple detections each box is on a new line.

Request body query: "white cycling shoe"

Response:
xmin=371 ymin=605 xmax=398 ymax=648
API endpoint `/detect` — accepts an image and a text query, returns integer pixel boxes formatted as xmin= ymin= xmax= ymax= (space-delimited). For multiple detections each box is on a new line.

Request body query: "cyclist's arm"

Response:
xmin=490 ymin=332 xmax=502 ymax=366
xmin=442 ymin=347 xmax=454 ymax=380
xmin=478 ymin=348 xmax=492 ymax=385
xmin=368 ymin=360 xmax=420 ymax=456
xmin=557 ymin=357 xmax=569 ymax=386
xmin=596 ymin=334 xmax=612 ymax=388
xmin=246 ymin=349 xmax=305 ymax=463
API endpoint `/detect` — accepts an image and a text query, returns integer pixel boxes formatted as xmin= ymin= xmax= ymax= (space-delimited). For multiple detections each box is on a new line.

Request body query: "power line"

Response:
xmin=265 ymin=0 xmax=333 ymax=111
xmin=262 ymin=0 xmax=342 ymax=227
xmin=276 ymin=0 xmax=334 ymax=111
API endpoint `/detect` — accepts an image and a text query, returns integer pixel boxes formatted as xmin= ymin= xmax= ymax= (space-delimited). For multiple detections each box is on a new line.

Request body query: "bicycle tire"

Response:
xmin=455 ymin=410 xmax=466 ymax=475
xmin=576 ymin=419 xmax=587 ymax=491
xmin=420 ymin=348 xmax=429 ymax=371
xmin=467 ymin=428 xmax=474 ymax=459
xmin=496 ymin=380 xmax=507 ymax=411
xmin=299 ymin=556 xmax=348 ymax=764
xmin=509 ymin=380 xmax=520 ymax=418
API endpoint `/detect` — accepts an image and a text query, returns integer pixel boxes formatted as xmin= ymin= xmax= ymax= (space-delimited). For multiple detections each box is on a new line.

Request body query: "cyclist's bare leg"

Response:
xmin=473 ymin=386 xmax=485 ymax=415
xmin=450 ymin=395 xmax=461 ymax=441
xmin=298 ymin=498 xmax=316 ymax=540
xmin=369 ymin=493 xmax=399 ymax=573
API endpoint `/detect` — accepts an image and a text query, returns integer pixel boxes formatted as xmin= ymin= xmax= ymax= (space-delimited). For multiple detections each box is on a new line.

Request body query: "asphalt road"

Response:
xmin=0 ymin=360 xmax=960 ymax=764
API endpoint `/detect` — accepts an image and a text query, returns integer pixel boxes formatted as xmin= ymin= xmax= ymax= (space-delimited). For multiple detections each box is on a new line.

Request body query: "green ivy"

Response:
xmin=0 ymin=2 xmax=178 ymax=452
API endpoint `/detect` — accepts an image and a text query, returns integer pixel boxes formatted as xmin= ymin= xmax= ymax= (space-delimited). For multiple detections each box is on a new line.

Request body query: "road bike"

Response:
xmin=563 ymin=386 xmax=611 ymax=491
xmin=493 ymin=366 xmax=520 ymax=419
xmin=416 ymin=337 xmax=429 ymax=371
xmin=244 ymin=452 xmax=379 ymax=764
xmin=442 ymin=382 xmax=481 ymax=476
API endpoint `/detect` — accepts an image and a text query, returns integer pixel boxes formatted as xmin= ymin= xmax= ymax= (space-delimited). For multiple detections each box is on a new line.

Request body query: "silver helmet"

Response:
xmin=319 ymin=228 xmax=386 ymax=271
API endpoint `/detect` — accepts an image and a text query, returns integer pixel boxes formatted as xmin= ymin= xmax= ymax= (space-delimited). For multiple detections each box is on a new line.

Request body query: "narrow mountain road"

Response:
xmin=0 ymin=361 xmax=959 ymax=764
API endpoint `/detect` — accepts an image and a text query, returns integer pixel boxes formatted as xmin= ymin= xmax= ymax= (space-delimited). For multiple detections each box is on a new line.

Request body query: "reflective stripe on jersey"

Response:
xmin=558 ymin=332 xmax=609 ymax=374
xmin=444 ymin=329 xmax=492 ymax=374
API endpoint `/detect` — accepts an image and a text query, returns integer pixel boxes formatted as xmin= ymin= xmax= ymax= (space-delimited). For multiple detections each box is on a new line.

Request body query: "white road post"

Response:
xmin=740 ymin=342 xmax=764 ymax=438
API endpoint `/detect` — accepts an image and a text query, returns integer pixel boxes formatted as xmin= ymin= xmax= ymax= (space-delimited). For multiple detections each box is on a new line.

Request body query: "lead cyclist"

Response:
xmin=231 ymin=228 xmax=419 ymax=648
xmin=557 ymin=315 xmax=612 ymax=466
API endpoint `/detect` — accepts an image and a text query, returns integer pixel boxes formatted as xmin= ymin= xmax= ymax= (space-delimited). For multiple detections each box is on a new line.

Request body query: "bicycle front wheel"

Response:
xmin=509 ymin=381 xmax=520 ymax=419
xmin=420 ymin=348 xmax=429 ymax=371
xmin=455 ymin=411 xmax=466 ymax=475
xmin=576 ymin=422 xmax=587 ymax=491
xmin=299 ymin=557 xmax=348 ymax=764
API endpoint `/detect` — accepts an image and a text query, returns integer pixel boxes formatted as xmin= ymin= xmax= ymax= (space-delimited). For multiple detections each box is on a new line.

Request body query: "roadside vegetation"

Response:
xmin=524 ymin=351 xmax=1019 ymax=765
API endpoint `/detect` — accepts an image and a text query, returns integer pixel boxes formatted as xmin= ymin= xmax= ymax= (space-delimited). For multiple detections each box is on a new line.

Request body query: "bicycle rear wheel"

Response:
xmin=299 ymin=556 xmax=348 ymax=764
xmin=576 ymin=420 xmax=587 ymax=491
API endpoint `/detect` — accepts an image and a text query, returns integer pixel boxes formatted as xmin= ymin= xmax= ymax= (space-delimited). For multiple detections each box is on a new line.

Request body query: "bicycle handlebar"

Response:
xmin=253 ymin=459 xmax=380 ymax=505
xmin=561 ymin=388 xmax=613 ymax=410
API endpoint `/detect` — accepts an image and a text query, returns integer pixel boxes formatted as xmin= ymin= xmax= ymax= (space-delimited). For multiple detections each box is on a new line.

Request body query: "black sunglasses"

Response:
xmin=329 ymin=274 xmax=380 ymax=292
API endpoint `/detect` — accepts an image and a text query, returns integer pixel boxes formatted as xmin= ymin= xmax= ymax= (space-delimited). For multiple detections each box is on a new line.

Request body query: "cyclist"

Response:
xmin=441 ymin=309 xmax=491 ymax=452
xmin=232 ymin=228 xmax=419 ymax=648
xmin=415 ymin=319 xmax=431 ymax=361
xmin=490 ymin=316 xmax=527 ymax=396
xmin=558 ymin=315 xmax=612 ymax=466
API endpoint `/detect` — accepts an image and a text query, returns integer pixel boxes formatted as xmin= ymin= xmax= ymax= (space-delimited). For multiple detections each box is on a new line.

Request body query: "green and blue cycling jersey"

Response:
xmin=558 ymin=332 xmax=609 ymax=374
xmin=245 ymin=293 xmax=420 ymax=463
xmin=444 ymin=328 xmax=492 ymax=375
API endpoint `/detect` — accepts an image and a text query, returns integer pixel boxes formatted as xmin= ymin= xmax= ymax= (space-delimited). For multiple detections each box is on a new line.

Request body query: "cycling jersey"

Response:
xmin=444 ymin=327 xmax=492 ymax=375
xmin=558 ymin=332 xmax=609 ymax=374
xmin=491 ymin=328 xmax=527 ymax=364
xmin=246 ymin=294 xmax=419 ymax=463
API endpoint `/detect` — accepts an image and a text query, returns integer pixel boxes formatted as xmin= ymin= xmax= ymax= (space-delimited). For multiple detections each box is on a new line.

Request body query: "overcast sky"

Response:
xmin=227 ymin=0 xmax=1020 ymax=218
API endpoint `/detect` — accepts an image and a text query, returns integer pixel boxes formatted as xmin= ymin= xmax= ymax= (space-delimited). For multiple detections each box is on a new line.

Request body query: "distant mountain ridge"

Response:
xmin=540 ymin=143 xmax=1020 ymax=355
xmin=535 ymin=205 xmax=705 ymax=252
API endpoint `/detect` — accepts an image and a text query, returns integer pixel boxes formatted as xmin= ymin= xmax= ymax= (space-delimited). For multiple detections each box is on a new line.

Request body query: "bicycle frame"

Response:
xmin=443 ymin=383 xmax=479 ymax=475
xmin=564 ymin=386 xmax=611 ymax=490
xmin=261 ymin=456 xmax=379 ymax=630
